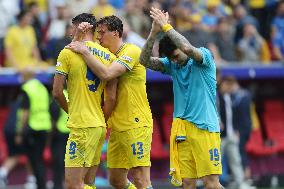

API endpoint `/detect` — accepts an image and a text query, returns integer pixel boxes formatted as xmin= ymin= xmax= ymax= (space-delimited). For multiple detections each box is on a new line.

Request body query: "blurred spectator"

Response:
xmin=237 ymin=23 xmax=270 ymax=63
xmin=271 ymin=32 xmax=284 ymax=61
xmin=92 ymin=0 xmax=116 ymax=19
xmin=212 ymin=17 xmax=237 ymax=63
xmin=181 ymin=13 xmax=214 ymax=48
xmin=4 ymin=10 xmax=45 ymax=70
xmin=50 ymin=90 xmax=69 ymax=189
xmin=219 ymin=76 xmax=255 ymax=189
xmin=271 ymin=1 xmax=284 ymax=60
xmin=248 ymin=0 xmax=266 ymax=37
xmin=271 ymin=0 xmax=284 ymax=35
xmin=230 ymin=77 xmax=253 ymax=182
xmin=66 ymin=0 xmax=97 ymax=17
xmin=108 ymin=0 xmax=125 ymax=10
xmin=169 ymin=0 xmax=198 ymax=32
xmin=122 ymin=20 xmax=145 ymax=48
xmin=121 ymin=0 xmax=151 ymax=38
xmin=23 ymin=0 xmax=48 ymax=25
xmin=48 ymin=0 xmax=67 ymax=19
xmin=27 ymin=2 xmax=44 ymax=52
xmin=0 ymin=98 xmax=36 ymax=189
xmin=16 ymin=68 xmax=51 ymax=189
xmin=202 ymin=0 xmax=222 ymax=32
xmin=54 ymin=24 xmax=73 ymax=59
xmin=47 ymin=4 xmax=69 ymax=40
xmin=46 ymin=24 xmax=72 ymax=64
xmin=234 ymin=5 xmax=259 ymax=44
xmin=0 ymin=0 xmax=20 ymax=66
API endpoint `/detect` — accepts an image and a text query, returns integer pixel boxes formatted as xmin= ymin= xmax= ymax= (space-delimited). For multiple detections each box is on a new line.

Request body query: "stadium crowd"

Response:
xmin=0 ymin=0 xmax=284 ymax=69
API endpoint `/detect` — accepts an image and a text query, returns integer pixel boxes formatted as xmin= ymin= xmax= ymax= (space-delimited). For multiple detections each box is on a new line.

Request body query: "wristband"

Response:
xmin=162 ymin=24 xmax=173 ymax=32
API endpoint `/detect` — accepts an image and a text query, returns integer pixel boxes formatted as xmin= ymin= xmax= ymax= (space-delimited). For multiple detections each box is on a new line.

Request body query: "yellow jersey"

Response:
xmin=108 ymin=43 xmax=153 ymax=131
xmin=56 ymin=41 xmax=115 ymax=129
xmin=4 ymin=25 xmax=37 ymax=68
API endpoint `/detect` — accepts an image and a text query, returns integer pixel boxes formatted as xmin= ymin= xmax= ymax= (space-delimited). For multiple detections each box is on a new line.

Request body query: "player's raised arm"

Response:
xmin=140 ymin=21 xmax=166 ymax=72
xmin=150 ymin=7 xmax=203 ymax=63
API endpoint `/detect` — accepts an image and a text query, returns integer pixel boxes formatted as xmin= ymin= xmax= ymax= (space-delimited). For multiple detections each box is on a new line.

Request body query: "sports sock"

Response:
xmin=144 ymin=186 xmax=153 ymax=189
xmin=124 ymin=181 xmax=137 ymax=189
xmin=84 ymin=184 xmax=96 ymax=189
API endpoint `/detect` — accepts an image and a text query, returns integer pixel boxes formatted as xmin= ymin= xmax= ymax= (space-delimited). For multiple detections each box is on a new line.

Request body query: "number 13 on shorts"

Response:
xmin=131 ymin=142 xmax=144 ymax=159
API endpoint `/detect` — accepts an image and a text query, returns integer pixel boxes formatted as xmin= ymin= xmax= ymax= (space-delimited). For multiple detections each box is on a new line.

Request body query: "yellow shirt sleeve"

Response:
xmin=56 ymin=49 xmax=70 ymax=75
xmin=115 ymin=45 xmax=141 ymax=70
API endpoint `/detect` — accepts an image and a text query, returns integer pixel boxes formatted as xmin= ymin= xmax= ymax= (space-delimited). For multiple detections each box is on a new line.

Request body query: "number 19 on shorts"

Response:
xmin=209 ymin=148 xmax=220 ymax=161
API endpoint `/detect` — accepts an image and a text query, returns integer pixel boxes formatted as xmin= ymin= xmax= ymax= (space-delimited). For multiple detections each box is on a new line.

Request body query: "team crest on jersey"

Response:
xmin=120 ymin=55 xmax=132 ymax=62
xmin=56 ymin=62 xmax=61 ymax=67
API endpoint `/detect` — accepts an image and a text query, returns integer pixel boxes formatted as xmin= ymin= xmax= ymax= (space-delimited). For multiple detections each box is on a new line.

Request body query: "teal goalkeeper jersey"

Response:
xmin=160 ymin=47 xmax=220 ymax=132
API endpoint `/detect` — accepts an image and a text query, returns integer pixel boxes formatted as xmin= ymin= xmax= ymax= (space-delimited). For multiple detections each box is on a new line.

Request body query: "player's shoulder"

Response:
xmin=86 ymin=41 xmax=112 ymax=53
xmin=124 ymin=43 xmax=141 ymax=52
xmin=120 ymin=43 xmax=141 ymax=59
xmin=198 ymin=47 xmax=213 ymax=57
xmin=58 ymin=48 xmax=75 ymax=56
xmin=7 ymin=25 xmax=20 ymax=34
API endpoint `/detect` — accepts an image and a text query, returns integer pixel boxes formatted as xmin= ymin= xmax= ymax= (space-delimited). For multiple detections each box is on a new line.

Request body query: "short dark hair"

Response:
xmin=17 ymin=9 xmax=29 ymax=21
xmin=72 ymin=13 xmax=97 ymax=33
xmin=97 ymin=15 xmax=123 ymax=38
xmin=159 ymin=36 xmax=178 ymax=58
xmin=27 ymin=2 xmax=38 ymax=9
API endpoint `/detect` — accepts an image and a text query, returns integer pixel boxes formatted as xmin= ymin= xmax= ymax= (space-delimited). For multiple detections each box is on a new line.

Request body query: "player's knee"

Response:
xmin=65 ymin=177 xmax=84 ymax=189
xmin=203 ymin=181 xmax=221 ymax=189
xmin=109 ymin=176 xmax=126 ymax=189
xmin=132 ymin=176 xmax=146 ymax=188
xmin=182 ymin=178 xmax=196 ymax=189
xmin=132 ymin=167 xmax=150 ymax=188
xmin=84 ymin=176 xmax=94 ymax=185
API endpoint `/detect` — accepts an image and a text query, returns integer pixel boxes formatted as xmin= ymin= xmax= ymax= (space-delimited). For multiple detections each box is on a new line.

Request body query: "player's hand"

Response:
xmin=65 ymin=41 xmax=88 ymax=54
xmin=78 ymin=22 xmax=93 ymax=33
xmin=150 ymin=7 xmax=169 ymax=28
xmin=73 ymin=22 xmax=93 ymax=41
xmin=150 ymin=21 xmax=161 ymax=36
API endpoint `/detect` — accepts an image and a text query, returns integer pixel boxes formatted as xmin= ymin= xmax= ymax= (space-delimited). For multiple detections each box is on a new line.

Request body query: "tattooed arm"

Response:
xmin=140 ymin=22 xmax=166 ymax=72
xmin=150 ymin=7 xmax=203 ymax=63
xmin=166 ymin=29 xmax=202 ymax=63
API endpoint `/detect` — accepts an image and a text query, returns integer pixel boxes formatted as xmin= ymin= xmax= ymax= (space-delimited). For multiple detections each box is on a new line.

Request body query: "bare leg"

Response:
xmin=182 ymin=178 xmax=197 ymax=189
xmin=0 ymin=156 xmax=19 ymax=174
xmin=84 ymin=165 xmax=98 ymax=186
xmin=131 ymin=166 xmax=151 ymax=189
xmin=108 ymin=168 xmax=129 ymax=189
xmin=202 ymin=175 xmax=224 ymax=189
xmin=65 ymin=167 xmax=87 ymax=189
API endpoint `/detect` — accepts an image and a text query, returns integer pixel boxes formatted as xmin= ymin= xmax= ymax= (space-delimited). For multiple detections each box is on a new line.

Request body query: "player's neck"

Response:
xmin=82 ymin=33 xmax=93 ymax=42
xmin=110 ymin=38 xmax=123 ymax=54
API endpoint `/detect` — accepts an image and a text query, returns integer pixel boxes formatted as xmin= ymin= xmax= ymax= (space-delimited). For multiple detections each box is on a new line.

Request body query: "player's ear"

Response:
xmin=114 ymin=31 xmax=119 ymax=37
